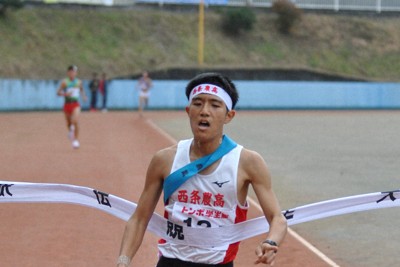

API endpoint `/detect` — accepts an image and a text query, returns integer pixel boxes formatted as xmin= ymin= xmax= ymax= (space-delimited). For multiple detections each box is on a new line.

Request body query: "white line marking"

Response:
xmin=146 ymin=117 xmax=340 ymax=267
xmin=247 ymin=197 xmax=340 ymax=267
xmin=145 ymin=118 xmax=177 ymax=145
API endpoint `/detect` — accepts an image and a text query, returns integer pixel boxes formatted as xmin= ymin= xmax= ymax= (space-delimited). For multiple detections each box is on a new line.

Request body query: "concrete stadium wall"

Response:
xmin=0 ymin=79 xmax=399 ymax=111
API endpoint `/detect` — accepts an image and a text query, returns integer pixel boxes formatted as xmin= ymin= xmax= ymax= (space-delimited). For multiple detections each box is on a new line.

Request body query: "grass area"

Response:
xmin=0 ymin=5 xmax=399 ymax=81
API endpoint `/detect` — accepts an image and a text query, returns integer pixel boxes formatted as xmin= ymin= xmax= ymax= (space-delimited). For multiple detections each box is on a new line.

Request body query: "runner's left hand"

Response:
xmin=254 ymin=242 xmax=278 ymax=265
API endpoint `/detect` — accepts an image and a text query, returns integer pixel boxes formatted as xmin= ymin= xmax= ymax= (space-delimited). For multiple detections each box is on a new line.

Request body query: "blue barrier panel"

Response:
xmin=234 ymin=81 xmax=400 ymax=109
xmin=105 ymin=80 xmax=188 ymax=110
xmin=0 ymin=79 xmax=62 ymax=110
xmin=0 ymin=79 xmax=399 ymax=111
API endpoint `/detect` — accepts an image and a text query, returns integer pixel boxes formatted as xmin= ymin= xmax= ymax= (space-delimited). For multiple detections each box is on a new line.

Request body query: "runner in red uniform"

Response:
xmin=57 ymin=65 xmax=87 ymax=149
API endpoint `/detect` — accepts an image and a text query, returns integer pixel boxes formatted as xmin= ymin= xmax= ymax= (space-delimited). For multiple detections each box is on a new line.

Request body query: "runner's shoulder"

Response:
xmin=239 ymin=147 xmax=270 ymax=174
xmin=60 ymin=79 xmax=68 ymax=86
xmin=240 ymin=147 xmax=264 ymax=164
xmin=152 ymin=144 xmax=178 ymax=163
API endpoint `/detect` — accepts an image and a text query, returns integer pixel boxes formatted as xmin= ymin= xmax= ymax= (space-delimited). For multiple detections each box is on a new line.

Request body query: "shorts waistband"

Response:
xmin=157 ymin=256 xmax=233 ymax=267
xmin=65 ymin=99 xmax=79 ymax=103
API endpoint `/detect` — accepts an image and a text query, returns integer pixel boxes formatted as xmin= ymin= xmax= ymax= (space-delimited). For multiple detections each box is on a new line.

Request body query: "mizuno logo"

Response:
xmin=213 ymin=181 xmax=230 ymax=188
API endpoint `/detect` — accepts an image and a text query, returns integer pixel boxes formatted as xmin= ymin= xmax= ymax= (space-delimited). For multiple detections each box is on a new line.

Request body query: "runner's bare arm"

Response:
xmin=57 ymin=81 xmax=66 ymax=96
xmin=117 ymin=148 xmax=174 ymax=267
xmin=242 ymin=149 xmax=287 ymax=265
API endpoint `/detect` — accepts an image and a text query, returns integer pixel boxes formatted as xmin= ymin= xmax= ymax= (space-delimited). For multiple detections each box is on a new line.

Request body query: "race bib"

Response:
xmin=171 ymin=201 xmax=236 ymax=229
xmin=67 ymin=87 xmax=80 ymax=98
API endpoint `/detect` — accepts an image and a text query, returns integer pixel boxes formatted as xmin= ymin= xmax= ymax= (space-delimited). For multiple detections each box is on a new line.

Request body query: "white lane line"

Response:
xmin=145 ymin=118 xmax=178 ymax=145
xmin=146 ymin=117 xmax=340 ymax=267
xmin=247 ymin=197 xmax=340 ymax=267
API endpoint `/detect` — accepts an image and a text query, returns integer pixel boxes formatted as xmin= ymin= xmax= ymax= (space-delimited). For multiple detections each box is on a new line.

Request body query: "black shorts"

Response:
xmin=156 ymin=256 xmax=233 ymax=267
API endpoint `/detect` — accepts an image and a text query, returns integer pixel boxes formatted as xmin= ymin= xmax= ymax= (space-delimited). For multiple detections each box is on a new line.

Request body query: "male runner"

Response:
xmin=57 ymin=65 xmax=87 ymax=149
xmin=117 ymin=73 xmax=287 ymax=266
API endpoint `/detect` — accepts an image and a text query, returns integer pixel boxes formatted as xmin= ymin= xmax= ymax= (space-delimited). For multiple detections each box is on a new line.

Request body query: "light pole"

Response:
xmin=198 ymin=0 xmax=205 ymax=66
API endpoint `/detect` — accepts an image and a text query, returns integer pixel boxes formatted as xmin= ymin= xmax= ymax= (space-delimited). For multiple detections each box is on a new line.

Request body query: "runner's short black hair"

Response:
xmin=185 ymin=72 xmax=239 ymax=109
xmin=67 ymin=65 xmax=78 ymax=71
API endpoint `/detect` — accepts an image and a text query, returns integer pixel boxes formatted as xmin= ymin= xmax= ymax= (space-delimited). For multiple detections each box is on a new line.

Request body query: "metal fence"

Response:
xmin=34 ymin=0 xmax=400 ymax=12
xmin=130 ymin=0 xmax=400 ymax=12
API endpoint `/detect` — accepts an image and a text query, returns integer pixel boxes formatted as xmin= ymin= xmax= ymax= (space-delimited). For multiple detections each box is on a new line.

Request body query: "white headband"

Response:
xmin=188 ymin=83 xmax=233 ymax=110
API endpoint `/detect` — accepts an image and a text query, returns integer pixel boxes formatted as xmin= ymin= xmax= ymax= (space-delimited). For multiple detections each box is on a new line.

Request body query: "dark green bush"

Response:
xmin=221 ymin=7 xmax=256 ymax=36
xmin=272 ymin=0 xmax=302 ymax=34
xmin=0 ymin=0 xmax=24 ymax=17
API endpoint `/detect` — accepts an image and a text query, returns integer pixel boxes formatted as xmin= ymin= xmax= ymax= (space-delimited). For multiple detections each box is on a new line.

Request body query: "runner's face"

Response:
xmin=186 ymin=93 xmax=235 ymax=141
xmin=68 ymin=70 xmax=77 ymax=80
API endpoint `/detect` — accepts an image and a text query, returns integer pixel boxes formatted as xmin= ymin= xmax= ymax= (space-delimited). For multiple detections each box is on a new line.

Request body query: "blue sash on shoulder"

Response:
xmin=163 ymin=135 xmax=237 ymax=204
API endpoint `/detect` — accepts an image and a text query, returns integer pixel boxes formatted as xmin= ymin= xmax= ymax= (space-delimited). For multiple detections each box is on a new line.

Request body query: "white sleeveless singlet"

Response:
xmin=158 ymin=138 xmax=248 ymax=264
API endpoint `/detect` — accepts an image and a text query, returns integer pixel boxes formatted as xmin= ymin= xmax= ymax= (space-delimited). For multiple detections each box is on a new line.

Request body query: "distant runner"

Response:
xmin=57 ymin=65 xmax=87 ymax=149
xmin=136 ymin=71 xmax=152 ymax=117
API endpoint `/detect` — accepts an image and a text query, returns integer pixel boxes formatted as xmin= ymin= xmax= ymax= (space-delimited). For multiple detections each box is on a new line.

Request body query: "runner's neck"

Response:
xmin=190 ymin=137 xmax=223 ymax=159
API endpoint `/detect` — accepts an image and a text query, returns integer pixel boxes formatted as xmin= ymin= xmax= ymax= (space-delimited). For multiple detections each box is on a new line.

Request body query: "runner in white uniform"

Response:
xmin=117 ymin=72 xmax=287 ymax=267
xmin=136 ymin=71 xmax=152 ymax=116
xmin=158 ymin=139 xmax=247 ymax=264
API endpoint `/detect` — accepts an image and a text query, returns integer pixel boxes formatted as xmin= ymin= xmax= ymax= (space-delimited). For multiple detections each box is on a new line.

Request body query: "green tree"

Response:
xmin=221 ymin=7 xmax=256 ymax=36
xmin=0 ymin=0 xmax=24 ymax=17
